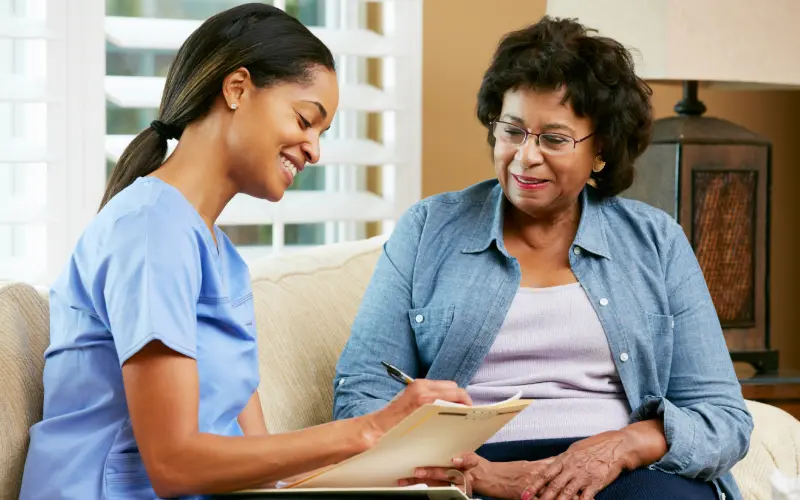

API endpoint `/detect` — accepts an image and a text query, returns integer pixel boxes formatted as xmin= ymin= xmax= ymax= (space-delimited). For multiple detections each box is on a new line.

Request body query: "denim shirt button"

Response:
xmin=338 ymin=378 xmax=345 ymax=387
xmin=573 ymin=247 xmax=581 ymax=255
xmin=599 ymin=297 xmax=609 ymax=306
xmin=620 ymin=352 xmax=629 ymax=362
xmin=415 ymin=314 xmax=424 ymax=324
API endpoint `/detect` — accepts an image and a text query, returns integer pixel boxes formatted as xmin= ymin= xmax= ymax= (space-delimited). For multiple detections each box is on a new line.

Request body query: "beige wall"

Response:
xmin=422 ymin=0 xmax=800 ymax=370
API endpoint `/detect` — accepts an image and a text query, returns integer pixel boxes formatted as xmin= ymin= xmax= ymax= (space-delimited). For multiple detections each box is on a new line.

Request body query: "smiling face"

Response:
xmin=494 ymin=87 xmax=597 ymax=218
xmin=223 ymin=66 xmax=339 ymax=202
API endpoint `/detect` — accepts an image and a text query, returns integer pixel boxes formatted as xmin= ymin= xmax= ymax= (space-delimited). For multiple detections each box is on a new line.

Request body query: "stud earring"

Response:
xmin=230 ymin=103 xmax=238 ymax=110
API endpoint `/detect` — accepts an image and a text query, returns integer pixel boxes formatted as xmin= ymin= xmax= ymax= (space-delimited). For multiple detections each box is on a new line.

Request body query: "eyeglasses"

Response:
xmin=490 ymin=120 xmax=594 ymax=155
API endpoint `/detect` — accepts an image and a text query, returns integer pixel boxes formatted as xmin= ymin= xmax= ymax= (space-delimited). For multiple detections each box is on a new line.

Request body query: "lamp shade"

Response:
xmin=546 ymin=0 xmax=800 ymax=89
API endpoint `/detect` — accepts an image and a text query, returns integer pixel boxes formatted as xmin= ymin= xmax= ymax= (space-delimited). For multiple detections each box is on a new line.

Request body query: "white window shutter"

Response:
xmin=103 ymin=0 xmax=422 ymax=264
xmin=0 ymin=0 xmax=422 ymax=283
xmin=0 ymin=0 xmax=104 ymax=284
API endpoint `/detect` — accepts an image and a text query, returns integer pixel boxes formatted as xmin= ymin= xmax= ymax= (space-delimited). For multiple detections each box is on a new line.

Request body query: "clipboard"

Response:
xmin=284 ymin=395 xmax=532 ymax=490
xmin=211 ymin=485 xmax=470 ymax=499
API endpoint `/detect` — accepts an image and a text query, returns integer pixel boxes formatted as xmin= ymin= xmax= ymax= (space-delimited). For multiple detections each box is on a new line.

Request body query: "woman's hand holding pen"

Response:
xmin=368 ymin=379 xmax=473 ymax=437
xmin=352 ymin=363 xmax=471 ymax=460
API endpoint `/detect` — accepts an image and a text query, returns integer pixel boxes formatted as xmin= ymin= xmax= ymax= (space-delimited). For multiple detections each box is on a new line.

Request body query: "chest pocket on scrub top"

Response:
xmin=104 ymin=452 xmax=156 ymax=499
xmin=231 ymin=291 xmax=256 ymax=337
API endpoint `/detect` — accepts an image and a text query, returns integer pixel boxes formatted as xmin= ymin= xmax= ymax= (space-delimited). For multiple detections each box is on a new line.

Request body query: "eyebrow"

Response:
xmin=501 ymin=114 xmax=526 ymax=125
xmin=303 ymin=100 xmax=328 ymax=120
xmin=500 ymin=114 xmax=576 ymax=135
xmin=541 ymin=122 xmax=576 ymax=134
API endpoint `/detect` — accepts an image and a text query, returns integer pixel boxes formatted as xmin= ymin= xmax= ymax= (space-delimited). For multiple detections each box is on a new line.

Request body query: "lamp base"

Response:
xmin=674 ymin=80 xmax=707 ymax=116
xmin=626 ymin=110 xmax=773 ymax=374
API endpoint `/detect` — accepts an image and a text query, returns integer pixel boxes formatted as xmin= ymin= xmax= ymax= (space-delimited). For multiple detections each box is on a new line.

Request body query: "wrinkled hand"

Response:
xmin=397 ymin=452 xmax=482 ymax=496
xmin=520 ymin=431 xmax=633 ymax=500
xmin=399 ymin=454 xmax=568 ymax=500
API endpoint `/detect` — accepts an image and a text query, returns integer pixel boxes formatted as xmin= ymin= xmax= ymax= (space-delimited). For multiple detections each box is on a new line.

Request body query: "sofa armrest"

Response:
xmin=731 ymin=399 xmax=800 ymax=499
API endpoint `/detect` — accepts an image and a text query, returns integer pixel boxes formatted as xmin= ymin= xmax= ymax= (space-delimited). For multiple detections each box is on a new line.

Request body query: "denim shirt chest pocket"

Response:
xmin=646 ymin=312 xmax=675 ymax=391
xmin=408 ymin=305 xmax=455 ymax=371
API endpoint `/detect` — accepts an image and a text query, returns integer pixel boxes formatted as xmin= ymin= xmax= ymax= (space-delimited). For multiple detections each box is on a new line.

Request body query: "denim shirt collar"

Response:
xmin=461 ymin=181 xmax=612 ymax=260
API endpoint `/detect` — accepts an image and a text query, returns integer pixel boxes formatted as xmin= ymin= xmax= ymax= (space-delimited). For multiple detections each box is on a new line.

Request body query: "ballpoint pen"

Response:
xmin=381 ymin=361 xmax=415 ymax=385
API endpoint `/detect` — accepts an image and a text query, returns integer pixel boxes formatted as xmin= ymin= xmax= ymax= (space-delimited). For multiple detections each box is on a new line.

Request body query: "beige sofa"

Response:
xmin=2 ymin=236 xmax=799 ymax=499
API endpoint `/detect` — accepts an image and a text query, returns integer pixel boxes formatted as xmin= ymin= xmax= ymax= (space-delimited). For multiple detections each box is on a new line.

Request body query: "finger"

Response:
xmin=521 ymin=485 xmax=537 ymax=500
xmin=412 ymin=467 xmax=454 ymax=483
xmin=452 ymin=452 xmax=483 ymax=469
xmin=556 ymin=477 xmax=585 ymax=500
xmin=579 ymin=484 xmax=602 ymax=500
xmin=525 ymin=459 xmax=564 ymax=496
xmin=414 ymin=379 xmax=458 ymax=390
xmin=430 ymin=387 xmax=473 ymax=406
xmin=538 ymin=468 xmax=576 ymax=500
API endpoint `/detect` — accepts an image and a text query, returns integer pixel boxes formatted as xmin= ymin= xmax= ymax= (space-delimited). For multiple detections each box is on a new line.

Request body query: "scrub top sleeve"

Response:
xmin=97 ymin=209 xmax=203 ymax=366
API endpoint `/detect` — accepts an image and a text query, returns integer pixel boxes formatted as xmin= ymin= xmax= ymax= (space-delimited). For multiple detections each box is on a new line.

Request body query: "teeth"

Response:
xmin=280 ymin=155 xmax=298 ymax=177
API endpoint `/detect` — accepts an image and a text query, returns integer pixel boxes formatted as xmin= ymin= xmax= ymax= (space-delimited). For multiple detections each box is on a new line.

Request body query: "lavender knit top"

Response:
xmin=467 ymin=282 xmax=632 ymax=443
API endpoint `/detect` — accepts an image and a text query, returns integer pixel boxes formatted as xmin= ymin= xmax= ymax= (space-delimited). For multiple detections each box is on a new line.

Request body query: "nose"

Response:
xmin=301 ymin=138 xmax=321 ymax=165
xmin=516 ymin=135 xmax=544 ymax=166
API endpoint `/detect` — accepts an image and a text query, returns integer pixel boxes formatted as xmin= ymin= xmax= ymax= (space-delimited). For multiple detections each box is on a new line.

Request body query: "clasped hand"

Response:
xmin=401 ymin=430 xmax=640 ymax=500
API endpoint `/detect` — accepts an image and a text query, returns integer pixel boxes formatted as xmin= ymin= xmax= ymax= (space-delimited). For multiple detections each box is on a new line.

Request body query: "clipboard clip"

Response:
xmin=446 ymin=469 xmax=473 ymax=499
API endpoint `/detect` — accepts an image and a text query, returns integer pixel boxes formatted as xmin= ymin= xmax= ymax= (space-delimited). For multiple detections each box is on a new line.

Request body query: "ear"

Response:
xmin=222 ymin=67 xmax=252 ymax=109
xmin=594 ymin=138 xmax=604 ymax=158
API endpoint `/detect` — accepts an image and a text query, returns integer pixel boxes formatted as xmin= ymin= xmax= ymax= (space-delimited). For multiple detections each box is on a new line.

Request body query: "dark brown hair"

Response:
xmin=99 ymin=3 xmax=335 ymax=210
xmin=477 ymin=16 xmax=653 ymax=197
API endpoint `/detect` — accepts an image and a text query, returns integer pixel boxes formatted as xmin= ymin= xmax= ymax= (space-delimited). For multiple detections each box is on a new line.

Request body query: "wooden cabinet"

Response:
xmin=740 ymin=371 xmax=800 ymax=420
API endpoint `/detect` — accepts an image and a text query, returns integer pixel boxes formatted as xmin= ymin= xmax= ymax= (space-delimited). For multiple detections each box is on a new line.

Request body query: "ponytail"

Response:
xmin=98 ymin=127 xmax=169 ymax=211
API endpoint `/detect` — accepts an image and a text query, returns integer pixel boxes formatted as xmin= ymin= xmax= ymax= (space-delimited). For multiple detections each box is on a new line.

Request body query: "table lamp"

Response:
xmin=546 ymin=0 xmax=800 ymax=373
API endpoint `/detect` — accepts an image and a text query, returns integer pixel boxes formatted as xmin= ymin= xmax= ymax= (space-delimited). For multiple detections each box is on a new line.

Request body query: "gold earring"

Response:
xmin=593 ymin=156 xmax=606 ymax=173
xmin=587 ymin=156 xmax=604 ymax=188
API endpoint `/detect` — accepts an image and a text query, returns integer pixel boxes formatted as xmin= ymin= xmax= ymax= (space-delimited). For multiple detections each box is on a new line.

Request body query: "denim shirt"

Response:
xmin=333 ymin=180 xmax=752 ymax=500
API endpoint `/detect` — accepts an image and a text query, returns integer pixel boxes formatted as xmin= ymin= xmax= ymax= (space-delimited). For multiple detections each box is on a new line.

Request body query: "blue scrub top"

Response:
xmin=20 ymin=177 xmax=260 ymax=499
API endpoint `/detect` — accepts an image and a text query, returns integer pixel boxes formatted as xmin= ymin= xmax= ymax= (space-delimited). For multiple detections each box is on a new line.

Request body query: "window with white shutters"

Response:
xmin=0 ymin=0 xmax=104 ymax=284
xmin=0 ymin=0 xmax=422 ymax=284
xmin=103 ymin=0 xmax=421 ymax=263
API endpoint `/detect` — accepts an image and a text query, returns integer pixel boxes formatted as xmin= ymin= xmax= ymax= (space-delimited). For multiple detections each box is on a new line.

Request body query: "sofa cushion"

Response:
xmin=2 ymin=237 xmax=799 ymax=500
xmin=733 ymin=400 xmax=800 ymax=500
xmin=0 ymin=283 xmax=49 ymax=500
xmin=249 ymin=236 xmax=385 ymax=433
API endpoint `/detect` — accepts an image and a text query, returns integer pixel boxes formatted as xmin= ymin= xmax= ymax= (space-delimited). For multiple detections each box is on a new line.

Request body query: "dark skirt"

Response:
xmin=475 ymin=438 xmax=718 ymax=500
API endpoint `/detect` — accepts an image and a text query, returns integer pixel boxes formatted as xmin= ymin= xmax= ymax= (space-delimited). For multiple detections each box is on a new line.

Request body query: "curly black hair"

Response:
xmin=477 ymin=16 xmax=653 ymax=198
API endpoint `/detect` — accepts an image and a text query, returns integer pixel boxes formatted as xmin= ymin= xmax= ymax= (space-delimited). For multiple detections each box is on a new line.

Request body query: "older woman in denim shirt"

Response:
xmin=333 ymin=16 xmax=752 ymax=500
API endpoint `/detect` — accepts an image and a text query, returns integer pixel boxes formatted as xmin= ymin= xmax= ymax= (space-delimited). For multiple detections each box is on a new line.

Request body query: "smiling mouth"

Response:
xmin=511 ymin=173 xmax=550 ymax=185
xmin=280 ymin=154 xmax=299 ymax=178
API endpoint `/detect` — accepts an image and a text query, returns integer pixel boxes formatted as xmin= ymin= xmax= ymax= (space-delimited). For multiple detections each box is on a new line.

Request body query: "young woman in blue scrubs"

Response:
xmin=19 ymin=4 xmax=472 ymax=499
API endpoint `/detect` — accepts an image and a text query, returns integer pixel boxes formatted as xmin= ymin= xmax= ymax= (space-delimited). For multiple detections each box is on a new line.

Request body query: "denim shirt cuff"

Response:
xmin=335 ymin=398 xmax=388 ymax=420
xmin=630 ymin=395 xmax=696 ymax=474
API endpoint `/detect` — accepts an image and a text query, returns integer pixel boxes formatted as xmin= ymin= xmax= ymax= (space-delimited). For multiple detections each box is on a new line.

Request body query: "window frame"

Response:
xmin=0 ymin=0 xmax=422 ymax=285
